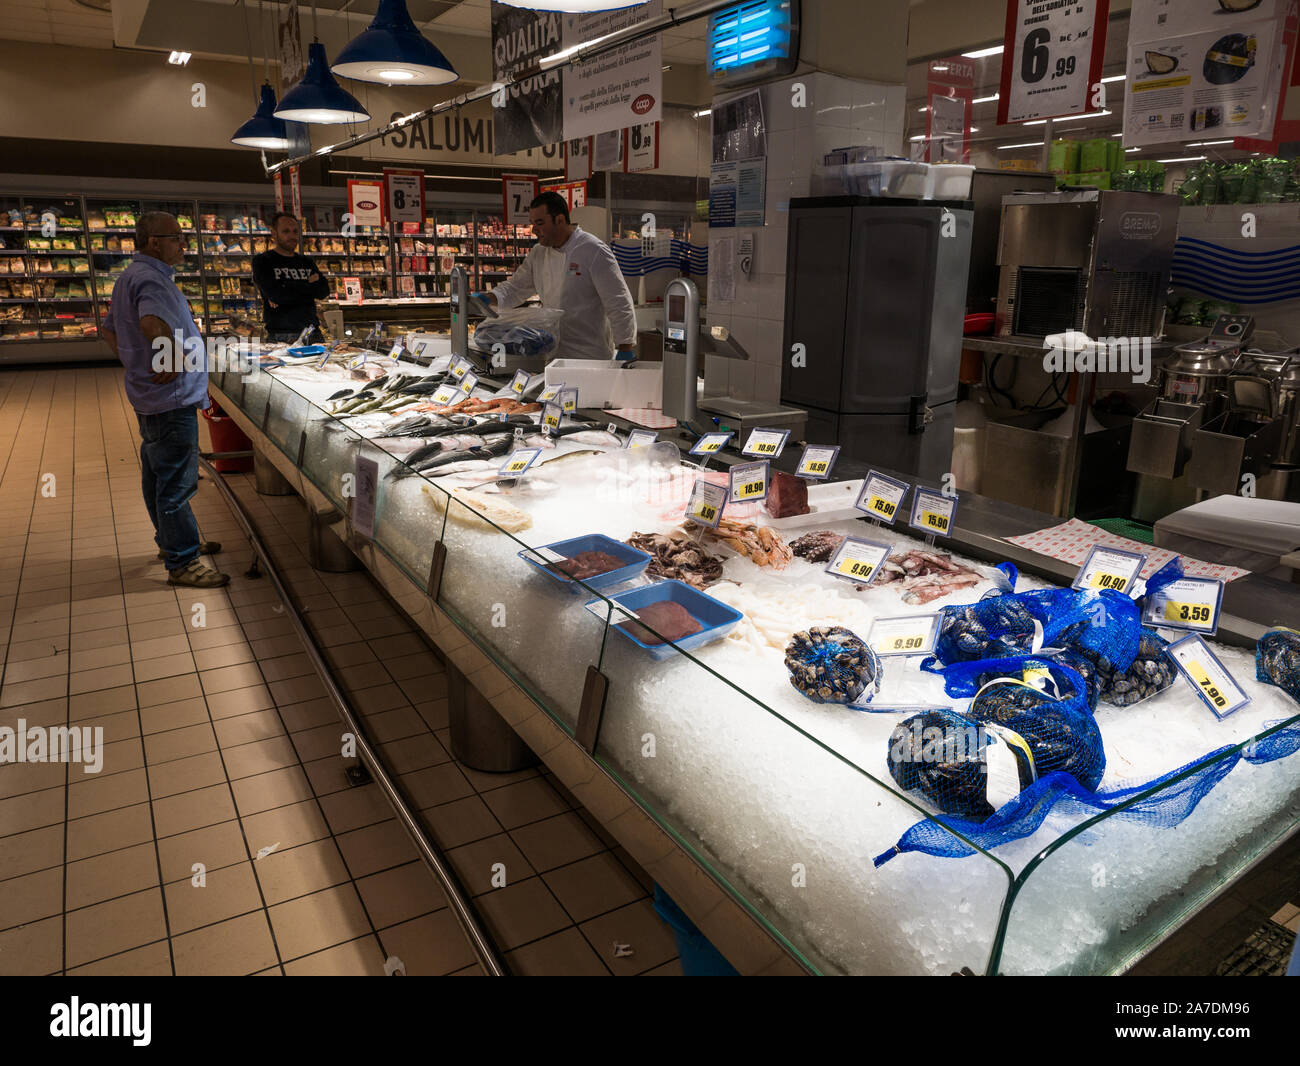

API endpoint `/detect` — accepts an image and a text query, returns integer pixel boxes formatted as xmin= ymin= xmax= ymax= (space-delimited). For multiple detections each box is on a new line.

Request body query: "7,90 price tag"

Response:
xmin=910 ymin=488 xmax=956 ymax=538
xmin=825 ymin=537 xmax=892 ymax=587
xmin=685 ymin=479 xmax=727 ymax=528
xmin=795 ymin=444 xmax=840 ymax=481
xmin=1143 ymin=576 xmax=1224 ymax=636
xmin=728 ymin=461 xmax=769 ymax=504
xmin=1167 ymin=635 xmax=1250 ymax=719
xmin=868 ymin=614 xmax=941 ymax=657
xmin=1072 ymin=545 xmax=1147 ymax=596
xmin=855 ymin=471 xmax=910 ymax=523
xmin=741 ymin=427 xmax=790 ymax=459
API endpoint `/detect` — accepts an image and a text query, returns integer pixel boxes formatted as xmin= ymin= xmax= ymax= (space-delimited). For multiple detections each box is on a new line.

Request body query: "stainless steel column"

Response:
xmin=307 ymin=508 xmax=361 ymax=573
xmin=446 ymin=661 xmax=538 ymax=773
xmin=253 ymin=449 xmax=294 ymax=496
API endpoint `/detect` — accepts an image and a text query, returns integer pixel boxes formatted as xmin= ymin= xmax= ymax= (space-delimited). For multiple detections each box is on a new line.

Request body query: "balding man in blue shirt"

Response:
xmin=102 ymin=211 xmax=228 ymax=588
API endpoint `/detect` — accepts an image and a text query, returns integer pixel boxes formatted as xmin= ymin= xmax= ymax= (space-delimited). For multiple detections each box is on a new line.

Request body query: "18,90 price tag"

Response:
xmin=910 ymin=488 xmax=957 ymax=537
xmin=855 ymin=471 xmax=910 ymax=522
xmin=1072 ymin=545 xmax=1147 ymax=596
xmin=795 ymin=444 xmax=840 ymax=480
xmin=825 ymin=537 xmax=892 ymax=586
xmin=728 ymin=461 xmax=769 ymax=504
xmin=1167 ymin=635 xmax=1250 ymax=719
xmin=685 ymin=479 xmax=727 ymax=528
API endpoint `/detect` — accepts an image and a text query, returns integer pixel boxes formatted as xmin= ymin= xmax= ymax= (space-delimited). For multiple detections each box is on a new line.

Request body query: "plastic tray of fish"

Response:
xmin=588 ymin=580 xmax=744 ymax=661
xmin=519 ymin=534 xmax=651 ymax=594
xmin=761 ymin=479 xmax=865 ymax=530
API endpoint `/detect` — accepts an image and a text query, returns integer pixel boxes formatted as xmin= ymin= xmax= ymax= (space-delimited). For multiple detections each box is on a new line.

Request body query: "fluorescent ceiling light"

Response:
xmin=1189 ymin=139 xmax=1234 ymax=146
xmin=998 ymin=141 xmax=1045 ymax=150
xmin=1100 ymin=74 xmax=1126 ymax=84
xmin=694 ymin=108 xmax=712 ymax=118
xmin=962 ymin=45 xmax=1005 ymax=59
xmin=969 ymin=127 xmax=980 ymax=133
xmin=1125 ymin=148 xmax=1139 ymax=153
xmin=931 ymin=65 xmax=949 ymax=72
xmin=972 ymin=93 xmax=999 ymax=104
xmin=168 ymin=51 xmax=191 ymax=66
xmin=1024 ymin=110 xmax=1111 ymax=126
xmin=1111 ymin=132 xmax=1123 ymax=137
xmin=918 ymin=106 xmax=929 ymax=112
xmin=909 ymin=135 xmax=926 ymax=141
xmin=1158 ymin=155 xmax=1207 ymax=163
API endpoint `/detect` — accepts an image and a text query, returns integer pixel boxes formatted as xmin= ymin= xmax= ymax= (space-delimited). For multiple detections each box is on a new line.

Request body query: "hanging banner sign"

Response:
xmin=273 ymin=172 xmax=284 ymax=212
xmin=347 ymin=180 xmax=384 ymax=228
xmin=278 ymin=0 xmax=305 ymax=91
xmin=998 ymin=0 xmax=1110 ymax=124
xmin=565 ymin=137 xmax=593 ymax=182
xmin=926 ymin=57 xmax=975 ymax=163
xmin=625 ymin=121 xmax=660 ymax=171
xmin=383 ymin=168 xmax=425 ymax=226
xmin=502 ymin=174 xmax=539 ymax=226
xmin=561 ymin=1 xmax=663 ymax=142
xmin=593 ymin=129 xmax=624 ymax=171
xmin=490 ymin=2 xmax=564 ymax=156
xmin=289 ymin=166 xmax=302 ymax=219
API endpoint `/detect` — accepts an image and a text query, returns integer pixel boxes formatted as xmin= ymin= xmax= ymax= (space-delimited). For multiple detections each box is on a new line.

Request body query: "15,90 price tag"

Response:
xmin=498 ymin=448 xmax=542 ymax=477
xmin=1072 ymin=545 xmax=1147 ymax=596
xmin=728 ymin=461 xmax=769 ymax=504
xmin=795 ymin=444 xmax=840 ymax=480
xmin=685 ymin=479 xmax=728 ymax=528
xmin=855 ymin=471 xmax=910 ymax=522
xmin=741 ymin=427 xmax=790 ymax=459
xmin=540 ymin=403 xmax=562 ymax=434
xmin=910 ymin=489 xmax=957 ymax=537
xmin=1167 ymin=634 xmax=1250 ymax=719
xmin=868 ymin=614 xmax=941 ymax=657
xmin=1144 ymin=576 xmax=1224 ymax=636
xmin=825 ymin=537 xmax=892 ymax=586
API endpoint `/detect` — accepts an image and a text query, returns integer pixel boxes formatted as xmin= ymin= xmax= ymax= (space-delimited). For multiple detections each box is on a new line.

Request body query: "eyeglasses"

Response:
xmin=155 ymin=233 xmax=185 ymax=242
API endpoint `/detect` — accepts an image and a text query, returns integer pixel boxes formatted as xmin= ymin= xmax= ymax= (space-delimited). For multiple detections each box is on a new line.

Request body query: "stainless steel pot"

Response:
xmin=1157 ymin=341 xmax=1234 ymax=409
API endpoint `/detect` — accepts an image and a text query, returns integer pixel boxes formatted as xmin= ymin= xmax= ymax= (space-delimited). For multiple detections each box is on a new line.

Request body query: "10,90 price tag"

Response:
xmin=1072 ymin=545 xmax=1147 ymax=595
xmin=855 ymin=471 xmax=910 ymax=522
xmin=728 ymin=461 xmax=769 ymax=504
xmin=868 ymin=614 xmax=941 ymax=657
xmin=741 ymin=427 xmax=790 ymax=459
xmin=825 ymin=537 xmax=892 ymax=586
xmin=795 ymin=444 xmax=840 ymax=480
xmin=685 ymin=479 xmax=727 ymax=528
xmin=910 ymin=488 xmax=957 ymax=537
xmin=1144 ymin=576 xmax=1224 ymax=636
xmin=1167 ymin=634 xmax=1250 ymax=719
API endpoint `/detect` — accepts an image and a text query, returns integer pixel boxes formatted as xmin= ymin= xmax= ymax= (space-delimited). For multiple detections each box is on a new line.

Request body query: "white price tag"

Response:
xmin=855 ymin=471 xmax=910 ymax=523
xmin=540 ymin=403 xmax=563 ymax=434
xmin=825 ymin=537 xmax=892 ymax=585
xmin=1000 ymin=0 xmax=1105 ymax=124
xmin=728 ymin=460 xmax=769 ymax=504
xmin=685 ymin=479 xmax=727 ymax=528
xmin=430 ymin=383 xmax=459 ymax=405
xmin=796 ymin=444 xmax=839 ymax=480
xmin=351 ymin=456 xmax=379 ymax=541
xmin=585 ymin=598 xmax=641 ymax=625
xmin=625 ymin=429 xmax=658 ymax=449
xmin=1073 ymin=545 xmax=1146 ymax=596
xmin=690 ymin=431 xmax=733 ymax=456
xmin=1167 ymin=635 xmax=1250 ymax=719
xmin=740 ymin=427 xmax=790 ymax=459
xmin=538 ymin=381 xmax=564 ymax=404
xmin=1144 ymin=577 xmax=1224 ymax=636
xmin=869 ymin=614 xmax=941 ymax=657
xmin=558 ymin=387 xmax=579 ymax=413
xmin=525 ymin=545 xmax=565 ymax=565
xmin=449 ymin=356 xmax=470 ymax=380
xmin=499 ymin=447 xmax=542 ymax=477
xmin=459 ymin=371 xmax=479 ymax=396
xmin=910 ymin=489 xmax=957 ymax=538
xmin=507 ymin=370 xmax=531 ymax=396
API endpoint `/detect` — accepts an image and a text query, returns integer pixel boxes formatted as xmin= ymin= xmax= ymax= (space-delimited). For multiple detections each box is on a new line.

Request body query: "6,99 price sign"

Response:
xmin=997 ymin=0 xmax=1109 ymax=125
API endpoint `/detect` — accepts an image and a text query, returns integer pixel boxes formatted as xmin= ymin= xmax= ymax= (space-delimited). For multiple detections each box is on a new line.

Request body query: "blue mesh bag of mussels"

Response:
xmin=1257 ymin=629 xmax=1300 ymax=701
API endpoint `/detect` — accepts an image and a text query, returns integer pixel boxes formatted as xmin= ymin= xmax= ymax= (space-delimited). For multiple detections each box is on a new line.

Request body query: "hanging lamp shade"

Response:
xmin=231 ymin=83 xmax=292 ymax=149
xmin=274 ymin=41 xmax=370 ymax=124
xmin=332 ymin=0 xmax=458 ymax=85
xmin=495 ymin=1 xmax=648 ymax=11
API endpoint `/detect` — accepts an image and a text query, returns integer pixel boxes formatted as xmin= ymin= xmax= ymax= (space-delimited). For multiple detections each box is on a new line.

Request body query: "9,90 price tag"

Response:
xmin=910 ymin=488 xmax=957 ymax=537
xmin=558 ymin=387 xmax=579 ymax=413
xmin=728 ymin=461 xmax=769 ymax=504
xmin=1167 ymin=635 xmax=1250 ymax=719
xmin=690 ymin=431 xmax=734 ymax=457
xmin=825 ymin=537 xmax=892 ymax=586
xmin=795 ymin=444 xmax=840 ymax=480
xmin=537 ymin=381 xmax=564 ymax=404
xmin=741 ymin=427 xmax=790 ymax=459
xmin=1144 ymin=576 xmax=1224 ymax=636
xmin=685 ymin=479 xmax=727 ymax=528
xmin=625 ymin=430 xmax=658 ymax=449
xmin=855 ymin=471 xmax=910 ymax=522
xmin=1072 ymin=545 xmax=1147 ymax=596
xmin=868 ymin=614 xmax=941 ymax=657
xmin=498 ymin=447 xmax=542 ymax=478
xmin=430 ymin=383 xmax=459 ymax=405
xmin=459 ymin=371 xmax=479 ymax=396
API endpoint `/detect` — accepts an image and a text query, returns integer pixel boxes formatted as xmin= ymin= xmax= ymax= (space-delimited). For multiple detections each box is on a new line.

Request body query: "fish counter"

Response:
xmin=210 ymin=348 xmax=1300 ymax=976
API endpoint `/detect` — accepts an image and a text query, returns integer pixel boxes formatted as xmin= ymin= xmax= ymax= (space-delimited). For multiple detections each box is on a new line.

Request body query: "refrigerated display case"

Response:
xmin=88 ymin=198 xmax=204 ymax=330
xmin=0 ymin=195 xmax=96 ymax=345
xmin=473 ymin=212 xmax=530 ymax=290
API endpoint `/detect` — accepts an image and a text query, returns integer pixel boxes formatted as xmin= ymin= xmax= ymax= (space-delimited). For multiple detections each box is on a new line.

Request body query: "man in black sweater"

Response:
xmin=252 ymin=211 xmax=330 ymax=343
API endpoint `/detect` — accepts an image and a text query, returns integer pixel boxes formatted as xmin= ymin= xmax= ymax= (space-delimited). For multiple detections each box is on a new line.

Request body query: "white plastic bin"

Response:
xmin=926 ymin=163 xmax=975 ymax=200
xmin=544 ymin=358 xmax=663 ymax=409
xmin=841 ymin=160 xmax=930 ymax=197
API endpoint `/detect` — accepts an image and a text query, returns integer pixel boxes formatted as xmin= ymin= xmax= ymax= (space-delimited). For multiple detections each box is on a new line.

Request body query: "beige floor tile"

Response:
xmin=351 ymin=683 xmax=408 ymax=715
xmin=212 ymin=708 xmax=286 ymax=749
xmin=17 ymin=616 xmax=75 ymax=641
xmin=506 ymin=927 xmax=611 ymax=977
xmin=356 ymin=861 xmax=448 ymax=930
xmin=376 ymin=909 xmax=477 ymax=976
xmin=508 ymin=812 xmax=607 ymax=874
xmin=152 ymin=783 xmax=236 ymax=838
xmin=258 ymin=652 xmax=314 ymax=684
xmin=282 ymin=934 xmax=385 ymax=976
xmin=187 ymin=624 xmax=250 ymax=651
xmin=89 ymin=735 xmax=144 ymax=779
xmin=376 ymin=733 xmax=448 ymax=776
xmin=143 ymin=722 xmax=218 ymax=766
xmin=199 ymin=662 xmax=266 ymax=696
xmin=316 ymin=783 xmax=395 ymax=837
xmin=7 ymin=634 xmax=70 ymax=662
xmin=136 ymin=673 xmax=202 ymax=708
xmin=157 ymin=819 xmax=249 ymax=883
xmin=67 ymin=643 xmax=130 ymax=673
xmin=579 ymin=899 xmax=679 ymax=976
xmin=204 ymin=684 xmax=274 ymax=721
xmin=0 ymin=757 xmax=66 ymax=801
xmin=473 ymin=876 xmax=571 ymax=952
xmin=240 ymin=798 xmax=332 ymax=855
xmin=138 ymin=695 xmax=211 ymax=736
xmin=0 ymin=823 xmax=64 ymax=882
xmin=0 ymin=786 xmax=65 ymax=839
xmin=0 ymin=866 xmax=63 ymax=930
xmin=0 ymin=915 xmax=62 ymax=976
xmin=364 ymin=706 xmax=427 ymax=744
xmin=67 ymin=662 xmax=134 ymax=696
xmin=279 ymin=696 xmax=339 ymax=735
xmin=65 ymin=887 xmax=167 ymax=969
xmin=75 ymin=706 xmax=141 ymax=747
xmin=68 ymin=683 xmax=136 ymax=722
xmin=481 ymin=777 xmax=570 ymax=831
xmin=400 ymin=761 xmax=475 ymax=810
xmin=69 ymin=607 xmax=127 ymax=634
xmin=126 ymin=600 xmax=182 ymax=625
xmin=222 ymin=734 xmax=300 ymax=780
xmin=133 ymin=651 xmax=196 ymax=684
xmin=268 ymin=674 xmax=328 ymax=707
xmin=445 ymin=833 xmax=536 ymax=898
xmin=0 ymin=674 xmax=66 ymax=708
xmin=641 ymin=958 xmax=684 ymax=976
xmin=65 ymin=801 xmax=154 ymax=862
xmin=172 ymin=910 xmax=278 ymax=976
xmin=254 ymin=838 xmax=352 ymax=906
xmin=192 ymin=642 xmax=255 ymax=672
xmin=125 ymin=616 xmax=188 ymax=643
xmin=66 ymin=939 xmax=173 ymax=977
xmin=65 ymin=842 xmax=160 ymax=911
xmin=541 ymin=853 xmax=646 ymax=924
xmin=336 ymin=819 xmax=421 ymax=879
xmin=229 ymin=764 xmax=314 ymax=817
xmin=418 ymin=794 xmax=503 ymax=850
xmin=68 ymin=767 xmax=149 ymax=820
xmin=164 ymin=860 xmax=262 ymax=936
xmin=326 ymin=642 xmax=378 ymax=668
xmin=3 ymin=652 xmax=69 ymax=683
xmin=269 ymin=883 xmax=373 ymax=962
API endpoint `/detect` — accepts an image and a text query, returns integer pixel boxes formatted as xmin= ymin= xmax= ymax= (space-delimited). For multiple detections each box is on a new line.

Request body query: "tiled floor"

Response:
xmin=0 ymin=367 xmax=681 ymax=976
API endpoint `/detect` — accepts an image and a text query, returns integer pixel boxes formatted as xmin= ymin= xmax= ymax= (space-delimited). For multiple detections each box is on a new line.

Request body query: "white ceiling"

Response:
xmin=0 ymin=0 xmax=116 ymax=48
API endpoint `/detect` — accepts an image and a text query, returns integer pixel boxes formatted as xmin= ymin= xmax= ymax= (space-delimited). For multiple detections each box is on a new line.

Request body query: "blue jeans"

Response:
xmin=137 ymin=408 xmax=201 ymax=571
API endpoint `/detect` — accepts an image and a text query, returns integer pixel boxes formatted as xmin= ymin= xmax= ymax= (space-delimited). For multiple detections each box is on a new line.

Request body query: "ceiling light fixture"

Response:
xmin=232 ymin=83 xmax=292 ymax=149
xmin=694 ymin=108 xmax=712 ymax=118
xmin=1101 ymin=74 xmax=1126 ymax=83
xmin=1024 ymin=109 xmax=1111 ymax=126
xmin=168 ymin=51 xmax=191 ymax=66
xmin=1189 ymin=139 xmax=1235 ymax=146
xmin=1157 ymin=155 xmax=1207 ymax=163
xmin=998 ymin=141 xmax=1045 ymax=150
xmin=496 ymin=0 xmax=651 ymax=10
xmin=962 ymin=45 xmax=1005 ymax=59
xmin=277 ymin=41 xmax=370 ymax=124
xmin=972 ymin=93 xmax=999 ymax=104
xmin=332 ymin=0 xmax=458 ymax=85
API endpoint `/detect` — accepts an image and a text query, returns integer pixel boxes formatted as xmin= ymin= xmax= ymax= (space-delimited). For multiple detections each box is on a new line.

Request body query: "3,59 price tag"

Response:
xmin=685 ymin=479 xmax=727 ymax=528
xmin=537 ymin=381 xmax=564 ymax=404
xmin=728 ymin=460 xmax=768 ymax=504
xmin=498 ymin=447 xmax=542 ymax=477
xmin=910 ymin=489 xmax=956 ymax=537
xmin=855 ymin=471 xmax=910 ymax=523
xmin=1072 ymin=545 xmax=1146 ymax=596
xmin=869 ymin=614 xmax=941 ymax=657
xmin=1144 ymin=576 xmax=1225 ymax=636
xmin=625 ymin=429 xmax=658 ymax=449
xmin=825 ymin=537 xmax=892 ymax=586
xmin=795 ymin=444 xmax=840 ymax=480
xmin=540 ymin=403 xmax=562 ymax=434
xmin=430 ymin=383 xmax=459 ymax=405
xmin=1167 ymin=635 xmax=1250 ymax=719
xmin=741 ymin=427 xmax=790 ymax=459
xmin=690 ymin=431 xmax=733 ymax=457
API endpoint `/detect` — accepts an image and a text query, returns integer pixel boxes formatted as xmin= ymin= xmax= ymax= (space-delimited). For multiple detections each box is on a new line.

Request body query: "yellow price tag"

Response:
xmin=1089 ymin=572 xmax=1128 ymax=592
xmin=562 ymin=399 xmax=576 ymax=412
xmin=694 ymin=502 xmax=718 ymax=522
xmin=752 ymin=441 xmax=777 ymax=454
xmin=698 ymin=439 xmax=723 ymax=453
xmin=804 ymin=460 xmax=829 ymax=474
xmin=867 ymin=496 xmax=897 ymax=519
xmin=543 ymin=412 xmax=560 ymax=429
xmin=737 ymin=479 xmax=765 ymax=497
xmin=504 ymin=458 xmax=528 ymax=473
xmin=1185 ymin=659 xmax=1228 ymax=709
xmin=511 ymin=380 xmax=524 ymax=395
xmin=835 ymin=557 xmax=875 ymax=579
xmin=459 ymin=377 xmax=474 ymax=394
xmin=921 ymin=511 xmax=949 ymax=531
xmin=1164 ymin=601 xmax=1212 ymax=624
xmin=887 ymin=634 xmax=925 ymax=651
xmin=450 ymin=362 xmax=467 ymax=379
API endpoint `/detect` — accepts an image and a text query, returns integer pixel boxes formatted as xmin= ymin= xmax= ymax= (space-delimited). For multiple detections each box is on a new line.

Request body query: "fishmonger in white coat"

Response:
xmin=481 ymin=191 xmax=638 ymax=362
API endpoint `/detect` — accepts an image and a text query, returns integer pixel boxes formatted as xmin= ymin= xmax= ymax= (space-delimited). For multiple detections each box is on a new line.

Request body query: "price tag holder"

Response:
xmin=345 ymin=353 xmax=369 ymax=371
xmin=315 ymin=348 xmax=332 ymax=370
xmin=728 ymin=460 xmax=769 ymax=504
xmin=584 ymin=598 xmax=641 ymax=626
xmin=449 ymin=356 xmax=471 ymax=380
xmin=351 ymin=456 xmax=380 ymax=541
xmin=625 ymin=429 xmax=658 ymax=449
xmin=689 ymin=431 xmax=734 ymax=457
xmin=525 ymin=546 xmax=565 ymax=565
xmin=795 ymin=444 xmax=840 ymax=480
xmin=1144 ymin=576 xmax=1225 ymax=636
xmin=825 ymin=536 xmax=892 ymax=586
xmin=505 ymin=370 xmax=531 ymax=397
xmin=1072 ymin=545 xmax=1146 ymax=595
xmin=388 ymin=342 xmax=405 ymax=361
xmin=538 ymin=381 xmax=564 ymax=404
xmin=868 ymin=614 xmax=941 ymax=657
xmin=430 ymin=383 xmax=459 ymax=406
xmin=855 ymin=470 xmax=910 ymax=523
xmin=740 ymin=427 xmax=790 ymax=459
xmin=558 ymin=387 xmax=579 ymax=413
xmin=459 ymin=371 xmax=479 ymax=396
xmin=1167 ymin=635 xmax=1250 ymax=719
xmin=685 ymin=479 xmax=727 ymax=528
xmin=498 ymin=447 xmax=543 ymax=478
xmin=910 ymin=489 xmax=957 ymax=538
xmin=540 ymin=403 xmax=563 ymax=435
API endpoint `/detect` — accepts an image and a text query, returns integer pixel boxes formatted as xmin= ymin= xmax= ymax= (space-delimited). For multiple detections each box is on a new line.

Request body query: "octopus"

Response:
xmin=625 ymin=530 xmax=725 ymax=589
xmin=704 ymin=519 xmax=793 ymax=569
xmin=788 ymin=530 xmax=843 ymax=563
xmin=875 ymin=549 xmax=984 ymax=604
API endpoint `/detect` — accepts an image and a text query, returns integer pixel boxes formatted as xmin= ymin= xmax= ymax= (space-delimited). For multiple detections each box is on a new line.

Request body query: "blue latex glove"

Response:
xmin=614 ymin=349 xmax=636 ymax=361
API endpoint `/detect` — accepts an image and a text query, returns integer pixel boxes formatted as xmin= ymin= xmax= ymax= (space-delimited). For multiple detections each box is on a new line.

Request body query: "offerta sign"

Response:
xmin=997 ymin=0 xmax=1110 ymax=125
xmin=348 ymin=179 xmax=384 ymax=228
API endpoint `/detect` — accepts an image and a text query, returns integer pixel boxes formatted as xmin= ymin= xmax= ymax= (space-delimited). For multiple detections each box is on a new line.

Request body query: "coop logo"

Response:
xmin=1119 ymin=211 xmax=1162 ymax=239
xmin=631 ymin=93 xmax=655 ymax=115
xmin=355 ymin=199 xmax=378 ymax=211
xmin=50 ymin=998 xmax=151 ymax=1046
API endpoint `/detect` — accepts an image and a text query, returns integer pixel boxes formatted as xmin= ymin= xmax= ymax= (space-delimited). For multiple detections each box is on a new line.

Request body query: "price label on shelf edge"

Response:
xmin=795 ymin=444 xmax=840 ymax=480
xmin=855 ymin=471 xmax=910 ymax=523
xmin=507 ymin=370 xmax=530 ymax=396
xmin=449 ymin=356 xmax=470 ymax=380
xmin=997 ymin=0 xmax=1108 ymax=126
xmin=558 ymin=387 xmax=579 ymax=413
xmin=869 ymin=614 xmax=941 ymax=658
xmin=459 ymin=371 xmax=479 ymax=396
xmin=625 ymin=429 xmax=658 ymax=449
xmin=825 ymin=537 xmax=892 ymax=586
xmin=1144 ymin=576 xmax=1225 ymax=636
xmin=685 ymin=479 xmax=727 ymax=528
xmin=910 ymin=489 xmax=957 ymax=538
xmin=728 ymin=460 xmax=769 ymax=504
xmin=690 ymin=431 xmax=734 ymax=457
xmin=740 ymin=427 xmax=790 ymax=460
xmin=1167 ymin=634 xmax=1250 ymax=719
xmin=1072 ymin=545 xmax=1146 ymax=596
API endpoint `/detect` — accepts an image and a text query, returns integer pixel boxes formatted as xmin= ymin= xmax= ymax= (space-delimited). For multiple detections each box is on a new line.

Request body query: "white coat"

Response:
xmin=490 ymin=226 xmax=638 ymax=361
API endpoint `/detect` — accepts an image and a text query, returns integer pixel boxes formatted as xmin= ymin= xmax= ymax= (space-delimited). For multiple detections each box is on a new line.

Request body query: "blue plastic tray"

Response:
xmin=588 ymin=579 xmax=742 ymax=660
xmin=518 ymin=534 xmax=651 ymax=594
xmin=286 ymin=344 xmax=327 ymax=357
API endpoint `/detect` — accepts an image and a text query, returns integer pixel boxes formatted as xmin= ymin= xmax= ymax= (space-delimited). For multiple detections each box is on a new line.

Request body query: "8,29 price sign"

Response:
xmin=997 ymin=0 xmax=1108 ymax=125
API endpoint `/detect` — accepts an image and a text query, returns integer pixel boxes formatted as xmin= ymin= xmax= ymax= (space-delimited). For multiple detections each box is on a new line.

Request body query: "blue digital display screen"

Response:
xmin=707 ymin=1 xmax=795 ymax=77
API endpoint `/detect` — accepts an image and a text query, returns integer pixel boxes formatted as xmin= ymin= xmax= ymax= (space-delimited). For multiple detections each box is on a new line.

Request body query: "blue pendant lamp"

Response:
xmin=332 ymin=0 xmax=458 ymax=85
xmin=495 ymin=1 xmax=648 ymax=10
xmin=231 ymin=83 xmax=292 ymax=148
xmin=275 ymin=40 xmax=370 ymax=124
